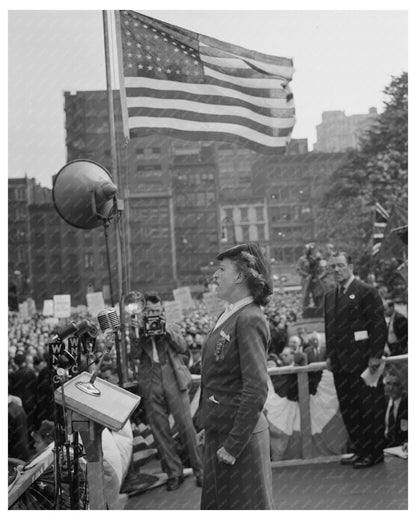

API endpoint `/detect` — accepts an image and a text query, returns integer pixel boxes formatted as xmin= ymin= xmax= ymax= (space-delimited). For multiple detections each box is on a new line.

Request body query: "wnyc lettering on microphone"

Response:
xmin=48 ymin=309 xmax=119 ymax=384
xmin=49 ymin=339 xmax=81 ymax=384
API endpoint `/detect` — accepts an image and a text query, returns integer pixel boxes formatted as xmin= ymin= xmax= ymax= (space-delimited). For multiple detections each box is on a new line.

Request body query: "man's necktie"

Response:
xmin=151 ymin=337 xmax=160 ymax=363
xmin=387 ymin=402 xmax=395 ymax=443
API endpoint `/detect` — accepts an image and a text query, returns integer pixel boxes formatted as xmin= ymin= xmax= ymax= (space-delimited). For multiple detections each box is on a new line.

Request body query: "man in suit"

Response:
xmin=384 ymin=300 xmax=408 ymax=356
xmin=130 ymin=292 xmax=202 ymax=490
xmin=304 ymin=332 xmax=327 ymax=363
xmin=383 ymin=370 xmax=408 ymax=448
xmin=324 ymin=251 xmax=387 ymax=468
xmin=9 ymin=351 xmax=37 ymax=436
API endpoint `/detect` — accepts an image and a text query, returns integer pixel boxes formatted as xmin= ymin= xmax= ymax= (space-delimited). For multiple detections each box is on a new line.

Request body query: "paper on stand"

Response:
xmin=360 ymin=359 xmax=386 ymax=387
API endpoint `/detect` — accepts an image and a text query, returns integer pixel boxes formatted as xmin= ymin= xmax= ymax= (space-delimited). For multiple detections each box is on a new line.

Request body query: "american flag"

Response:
xmin=372 ymin=202 xmax=390 ymax=256
xmin=118 ymin=10 xmax=295 ymax=154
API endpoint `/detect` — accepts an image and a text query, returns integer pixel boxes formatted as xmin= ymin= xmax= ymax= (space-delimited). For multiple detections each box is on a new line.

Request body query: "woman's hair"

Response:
xmin=217 ymin=243 xmax=273 ymax=306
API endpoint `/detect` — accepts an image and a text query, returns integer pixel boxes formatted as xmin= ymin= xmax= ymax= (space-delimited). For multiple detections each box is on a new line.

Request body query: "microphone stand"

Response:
xmin=75 ymin=332 xmax=116 ymax=396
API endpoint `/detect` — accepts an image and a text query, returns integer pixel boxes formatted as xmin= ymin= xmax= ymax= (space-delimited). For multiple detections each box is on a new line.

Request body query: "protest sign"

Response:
xmin=173 ymin=286 xmax=194 ymax=311
xmin=86 ymin=291 xmax=105 ymax=317
xmin=53 ymin=294 xmax=71 ymax=318
xmin=43 ymin=299 xmax=54 ymax=317
xmin=164 ymin=300 xmax=184 ymax=324
xmin=203 ymin=291 xmax=226 ymax=317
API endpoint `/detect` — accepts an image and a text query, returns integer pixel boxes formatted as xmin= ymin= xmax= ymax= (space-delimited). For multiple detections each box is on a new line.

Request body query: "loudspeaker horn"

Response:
xmin=52 ymin=159 xmax=118 ymax=229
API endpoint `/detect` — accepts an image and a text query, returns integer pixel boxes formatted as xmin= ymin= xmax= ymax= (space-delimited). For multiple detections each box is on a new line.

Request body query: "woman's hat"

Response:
xmin=216 ymin=242 xmax=273 ymax=296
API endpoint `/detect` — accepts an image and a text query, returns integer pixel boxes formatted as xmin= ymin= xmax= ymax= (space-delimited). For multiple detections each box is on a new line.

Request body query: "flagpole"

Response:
xmin=103 ymin=10 xmax=127 ymax=386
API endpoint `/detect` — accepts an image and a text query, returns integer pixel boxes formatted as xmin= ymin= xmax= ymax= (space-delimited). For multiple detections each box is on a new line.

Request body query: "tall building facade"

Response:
xmin=9 ymin=89 xmax=356 ymax=309
xmin=313 ymin=108 xmax=378 ymax=152
xmin=8 ymin=177 xmax=50 ymax=307
xmin=252 ymin=152 xmax=347 ymax=280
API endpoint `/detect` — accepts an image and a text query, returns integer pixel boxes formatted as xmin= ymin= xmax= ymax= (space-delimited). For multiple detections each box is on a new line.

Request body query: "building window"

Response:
xmin=224 ymin=208 xmax=233 ymax=220
xmin=241 ymin=225 xmax=250 ymax=242
xmin=65 ymin=231 xmax=77 ymax=247
xmin=99 ymin=253 xmax=107 ymax=267
xmin=33 ymin=233 xmax=45 ymax=246
xmin=240 ymin=207 xmax=249 ymax=222
xmin=84 ymin=253 xmax=94 ymax=269
xmin=50 ymin=255 xmax=61 ymax=273
xmin=16 ymin=247 xmax=26 ymax=263
xmin=255 ymin=207 xmax=264 ymax=221
xmin=257 ymin=225 xmax=265 ymax=241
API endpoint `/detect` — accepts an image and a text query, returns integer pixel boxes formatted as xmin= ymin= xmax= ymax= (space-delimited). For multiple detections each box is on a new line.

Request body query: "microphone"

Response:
xmin=97 ymin=308 xmax=120 ymax=333
xmin=75 ymin=308 xmax=121 ymax=396
xmin=51 ymin=319 xmax=95 ymax=341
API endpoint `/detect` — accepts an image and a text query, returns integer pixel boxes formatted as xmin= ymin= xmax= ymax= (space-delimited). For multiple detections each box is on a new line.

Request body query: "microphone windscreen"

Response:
xmin=97 ymin=308 xmax=120 ymax=333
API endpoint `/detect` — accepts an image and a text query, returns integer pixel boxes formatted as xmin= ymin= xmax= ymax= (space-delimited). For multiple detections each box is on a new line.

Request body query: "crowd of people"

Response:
xmin=8 ymin=280 xmax=408 ymax=503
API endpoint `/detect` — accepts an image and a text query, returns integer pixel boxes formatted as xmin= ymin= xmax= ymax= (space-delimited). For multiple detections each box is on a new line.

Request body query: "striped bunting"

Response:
xmin=132 ymin=421 xmax=158 ymax=468
xmin=372 ymin=202 xmax=390 ymax=256
xmin=118 ymin=10 xmax=295 ymax=154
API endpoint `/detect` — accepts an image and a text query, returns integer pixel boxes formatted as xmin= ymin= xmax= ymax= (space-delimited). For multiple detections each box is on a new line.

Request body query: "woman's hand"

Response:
xmin=216 ymin=446 xmax=236 ymax=465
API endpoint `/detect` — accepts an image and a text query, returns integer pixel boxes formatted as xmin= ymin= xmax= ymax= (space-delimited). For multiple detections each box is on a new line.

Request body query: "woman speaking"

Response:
xmin=199 ymin=243 xmax=275 ymax=510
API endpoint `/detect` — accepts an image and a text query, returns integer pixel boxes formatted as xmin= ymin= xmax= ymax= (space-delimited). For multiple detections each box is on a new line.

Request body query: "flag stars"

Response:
xmin=147 ymin=65 xmax=153 ymax=70
xmin=138 ymin=64 xmax=144 ymax=69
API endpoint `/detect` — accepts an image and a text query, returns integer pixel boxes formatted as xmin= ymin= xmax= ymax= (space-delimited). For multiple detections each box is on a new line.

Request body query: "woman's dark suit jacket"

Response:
xmin=200 ymin=302 xmax=270 ymax=459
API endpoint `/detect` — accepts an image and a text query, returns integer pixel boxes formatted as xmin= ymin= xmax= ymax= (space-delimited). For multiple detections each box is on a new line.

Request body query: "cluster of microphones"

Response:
xmin=52 ymin=307 xmax=120 ymax=342
xmin=50 ymin=308 xmax=120 ymax=387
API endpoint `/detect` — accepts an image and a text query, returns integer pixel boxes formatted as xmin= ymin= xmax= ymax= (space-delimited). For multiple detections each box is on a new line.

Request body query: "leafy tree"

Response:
xmin=316 ymin=72 xmax=408 ymax=278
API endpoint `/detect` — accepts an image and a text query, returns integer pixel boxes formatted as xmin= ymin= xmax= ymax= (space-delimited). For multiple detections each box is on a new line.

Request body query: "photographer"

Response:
xmin=129 ymin=292 xmax=202 ymax=491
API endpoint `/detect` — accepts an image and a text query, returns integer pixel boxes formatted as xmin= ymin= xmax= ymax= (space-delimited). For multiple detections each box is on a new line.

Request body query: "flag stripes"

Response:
xmin=118 ymin=10 xmax=295 ymax=153
xmin=132 ymin=421 xmax=158 ymax=468
xmin=372 ymin=202 xmax=390 ymax=256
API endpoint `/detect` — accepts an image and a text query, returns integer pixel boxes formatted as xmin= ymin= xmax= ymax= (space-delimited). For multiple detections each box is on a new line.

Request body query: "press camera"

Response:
xmin=143 ymin=314 xmax=166 ymax=337
xmin=124 ymin=291 xmax=166 ymax=337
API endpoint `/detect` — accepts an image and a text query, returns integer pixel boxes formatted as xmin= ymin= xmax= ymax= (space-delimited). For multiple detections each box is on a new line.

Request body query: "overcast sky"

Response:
xmin=8 ymin=6 xmax=408 ymax=188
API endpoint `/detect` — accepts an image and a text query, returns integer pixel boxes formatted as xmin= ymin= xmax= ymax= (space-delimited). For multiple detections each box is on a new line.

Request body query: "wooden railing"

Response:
xmin=191 ymin=354 xmax=408 ymax=462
